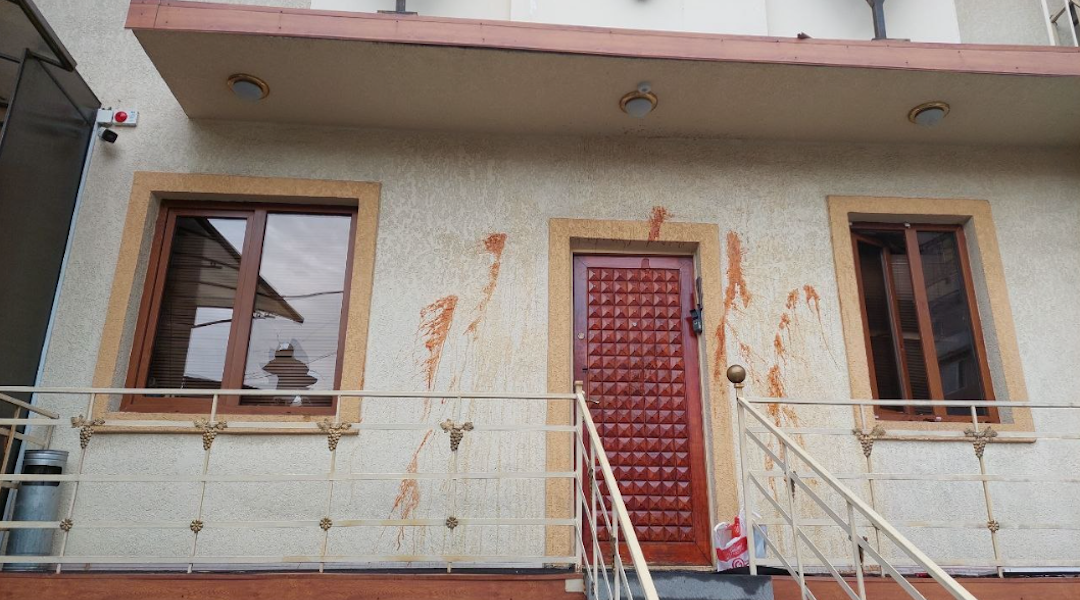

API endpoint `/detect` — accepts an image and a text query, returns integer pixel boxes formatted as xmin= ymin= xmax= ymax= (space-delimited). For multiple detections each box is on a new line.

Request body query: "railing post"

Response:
xmin=589 ymin=440 xmax=600 ymax=599
xmin=187 ymin=393 xmax=219 ymax=573
xmin=1070 ymin=1 xmax=1080 ymax=46
xmin=848 ymin=502 xmax=868 ymax=600
xmin=856 ymin=414 xmax=885 ymax=577
xmin=0 ymin=404 xmax=21 ymax=556
xmin=317 ymin=394 xmax=344 ymax=574
xmin=611 ymin=504 xmax=621 ymax=600
xmin=447 ymin=392 xmax=464 ymax=573
xmin=1040 ymin=0 xmax=1058 ymax=43
xmin=55 ymin=392 xmax=98 ymax=574
xmin=574 ymin=382 xmax=585 ymax=573
xmin=970 ymin=406 xmax=1005 ymax=578
xmin=780 ymin=444 xmax=808 ymax=600
xmin=729 ymin=365 xmax=758 ymax=576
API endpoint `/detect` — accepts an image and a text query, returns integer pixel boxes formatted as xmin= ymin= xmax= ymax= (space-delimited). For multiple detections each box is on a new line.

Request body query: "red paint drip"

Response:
xmin=647 ymin=206 xmax=671 ymax=242
xmin=466 ymin=233 xmax=507 ymax=336
xmin=713 ymin=231 xmax=752 ymax=380
xmin=419 ymin=296 xmax=458 ymax=390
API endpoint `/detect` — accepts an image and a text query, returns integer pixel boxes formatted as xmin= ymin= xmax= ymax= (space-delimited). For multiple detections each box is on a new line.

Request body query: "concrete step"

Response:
xmin=587 ymin=570 xmax=773 ymax=600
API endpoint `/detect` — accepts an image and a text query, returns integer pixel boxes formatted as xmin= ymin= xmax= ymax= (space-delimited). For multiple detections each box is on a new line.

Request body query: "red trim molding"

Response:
xmin=0 ymin=572 xmax=578 ymax=600
xmin=126 ymin=0 xmax=1080 ymax=77
xmin=773 ymin=576 xmax=1080 ymax=600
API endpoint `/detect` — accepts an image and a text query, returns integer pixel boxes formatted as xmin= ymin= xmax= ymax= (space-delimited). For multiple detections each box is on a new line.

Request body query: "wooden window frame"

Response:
xmin=851 ymin=222 xmax=998 ymax=423
xmin=120 ymin=200 xmax=358 ymax=416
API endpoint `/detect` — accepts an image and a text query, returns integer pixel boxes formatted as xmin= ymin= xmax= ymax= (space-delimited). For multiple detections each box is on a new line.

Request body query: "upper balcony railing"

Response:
xmin=1046 ymin=0 xmax=1080 ymax=45
xmin=0 ymin=385 xmax=656 ymax=599
xmin=322 ymin=0 xmax=1077 ymax=46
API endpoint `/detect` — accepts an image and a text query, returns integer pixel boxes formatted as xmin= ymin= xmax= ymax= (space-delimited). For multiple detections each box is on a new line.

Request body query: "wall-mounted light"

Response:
xmin=227 ymin=74 xmax=270 ymax=102
xmin=619 ymin=83 xmax=658 ymax=119
xmin=908 ymin=101 xmax=950 ymax=127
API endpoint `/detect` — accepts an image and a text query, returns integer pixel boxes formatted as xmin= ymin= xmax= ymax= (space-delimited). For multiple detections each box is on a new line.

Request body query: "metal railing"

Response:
xmin=728 ymin=365 xmax=978 ymax=600
xmin=0 ymin=395 xmax=58 ymax=494
xmin=1044 ymin=0 xmax=1080 ymax=45
xmin=0 ymin=384 xmax=652 ymax=593
xmin=574 ymin=383 xmax=659 ymax=600
xmin=730 ymin=380 xmax=1080 ymax=575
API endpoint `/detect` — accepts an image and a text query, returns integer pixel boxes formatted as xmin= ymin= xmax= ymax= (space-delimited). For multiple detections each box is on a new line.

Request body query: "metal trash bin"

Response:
xmin=4 ymin=449 xmax=68 ymax=571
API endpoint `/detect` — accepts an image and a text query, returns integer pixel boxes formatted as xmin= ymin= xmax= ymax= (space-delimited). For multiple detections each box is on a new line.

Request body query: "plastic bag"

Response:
xmin=714 ymin=512 xmax=766 ymax=571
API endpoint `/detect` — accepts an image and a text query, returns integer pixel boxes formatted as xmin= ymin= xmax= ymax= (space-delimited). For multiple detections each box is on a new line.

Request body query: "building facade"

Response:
xmin=2 ymin=0 xmax=1080 ymax=598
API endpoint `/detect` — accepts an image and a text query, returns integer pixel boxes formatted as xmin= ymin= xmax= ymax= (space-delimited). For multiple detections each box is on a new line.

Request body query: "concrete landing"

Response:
xmin=589 ymin=571 xmax=774 ymax=600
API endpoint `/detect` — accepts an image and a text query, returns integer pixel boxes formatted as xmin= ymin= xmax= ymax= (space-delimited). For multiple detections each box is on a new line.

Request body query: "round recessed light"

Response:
xmin=620 ymin=83 xmax=658 ymax=119
xmin=908 ymin=101 xmax=950 ymax=127
xmin=227 ymin=73 xmax=270 ymax=102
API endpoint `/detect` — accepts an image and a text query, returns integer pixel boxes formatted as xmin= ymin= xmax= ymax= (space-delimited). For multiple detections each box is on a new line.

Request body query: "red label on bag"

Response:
xmin=716 ymin=537 xmax=747 ymax=561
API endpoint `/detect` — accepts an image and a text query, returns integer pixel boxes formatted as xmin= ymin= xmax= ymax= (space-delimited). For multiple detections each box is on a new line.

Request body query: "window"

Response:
xmin=122 ymin=203 xmax=356 ymax=414
xmin=851 ymin=223 xmax=996 ymax=422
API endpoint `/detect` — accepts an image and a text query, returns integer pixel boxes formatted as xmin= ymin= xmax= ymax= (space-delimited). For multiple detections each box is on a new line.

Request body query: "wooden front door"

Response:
xmin=573 ymin=255 xmax=712 ymax=566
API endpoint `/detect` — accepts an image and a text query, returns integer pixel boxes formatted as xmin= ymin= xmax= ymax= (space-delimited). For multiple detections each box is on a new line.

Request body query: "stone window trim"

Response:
xmin=90 ymin=172 xmax=380 ymax=431
xmin=827 ymin=195 xmax=1033 ymax=437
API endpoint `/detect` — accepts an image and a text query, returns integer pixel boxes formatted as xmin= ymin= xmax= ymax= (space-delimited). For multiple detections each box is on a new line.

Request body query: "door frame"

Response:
xmin=573 ymin=253 xmax=712 ymax=565
xmin=545 ymin=218 xmax=734 ymax=569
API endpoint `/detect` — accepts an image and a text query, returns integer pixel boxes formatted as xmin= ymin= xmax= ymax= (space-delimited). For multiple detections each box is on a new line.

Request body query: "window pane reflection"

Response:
xmin=147 ymin=217 xmax=248 ymax=390
xmin=240 ymin=213 xmax=352 ymax=406
xmin=918 ymin=231 xmax=986 ymax=413
xmin=857 ymin=241 xmax=904 ymax=406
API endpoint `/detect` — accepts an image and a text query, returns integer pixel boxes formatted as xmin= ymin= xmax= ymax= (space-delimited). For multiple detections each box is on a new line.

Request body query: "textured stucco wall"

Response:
xmin=18 ymin=0 xmax=1080 ymax=569
xmin=954 ymin=0 xmax=1052 ymax=45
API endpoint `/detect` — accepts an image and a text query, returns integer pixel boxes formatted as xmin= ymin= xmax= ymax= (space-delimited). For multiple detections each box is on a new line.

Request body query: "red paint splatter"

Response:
xmin=766 ymin=365 xmax=786 ymax=399
xmin=647 ymin=206 xmax=671 ymax=242
xmin=725 ymin=233 xmax=753 ymax=310
xmin=766 ymin=365 xmax=802 ymax=423
xmin=782 ymin=406 xmax=800 ymax=424
xmin=803 ymin=285 xmax=822 ymax=319
xmin=785 ymin=289 xmax=800 ymax=312
xmin=390 ymin=429 xmax=434 ymax=549
xmin=713 ymin=231 xmax=752 ymax=380
xmin=803 ymin=284 xmax=837 ymax=363
xmin=419 ymin=296 xmax=458 ymax=390
xmin=466 ymin=234 xmax=507 ymax=336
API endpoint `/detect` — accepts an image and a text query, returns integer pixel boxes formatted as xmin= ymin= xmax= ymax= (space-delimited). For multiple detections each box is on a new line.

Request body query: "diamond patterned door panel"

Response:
xmin=573 ymin=255 xmax=712 ymax=566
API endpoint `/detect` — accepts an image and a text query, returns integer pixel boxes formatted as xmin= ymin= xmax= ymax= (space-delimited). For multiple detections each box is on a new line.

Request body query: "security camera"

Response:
xmin=99 ymin=128 xmax=118 ymax=143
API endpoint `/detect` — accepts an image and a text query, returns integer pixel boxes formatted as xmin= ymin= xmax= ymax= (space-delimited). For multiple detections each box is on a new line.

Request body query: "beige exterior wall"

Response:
xmin=312 ymin=0 xmax=1054 ymax=45
xmin=20 ymin=0 xmax=1080 ymax=568
xmin=954 ymin=0 xmax=1054 ymax=45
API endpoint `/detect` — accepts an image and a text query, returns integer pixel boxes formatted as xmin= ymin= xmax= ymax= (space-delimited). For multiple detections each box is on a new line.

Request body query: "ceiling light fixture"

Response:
xmin=619 ymin=83 xmax=658 ymax=119
xmin=908 ymin=101 xmax=950 ymax=127
xmin=227 ymin=74 xmax=270 ymax=102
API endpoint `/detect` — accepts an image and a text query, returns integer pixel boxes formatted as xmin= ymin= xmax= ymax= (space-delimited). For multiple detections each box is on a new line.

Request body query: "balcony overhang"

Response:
xmin=127 ymin=1 xmax=1080 ymax=146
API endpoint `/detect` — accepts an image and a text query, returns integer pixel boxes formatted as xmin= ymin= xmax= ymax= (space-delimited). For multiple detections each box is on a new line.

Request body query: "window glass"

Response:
xmin=134 ymin=206 xmax=355 ymax=413
xmin=146 ymin=216 xmax=247 ymax=390
xmin=887 ymin=250 xmax=932 ymax=412
xmin=240 ymin=213 xmax=352 ymax=407
xmin=856 ymin=240 xmax=904 ymax=407
xmin=917 ymin=231 xmax=986 ymax=414
xmin=852 ymin=224 xmax=992 ymax=421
